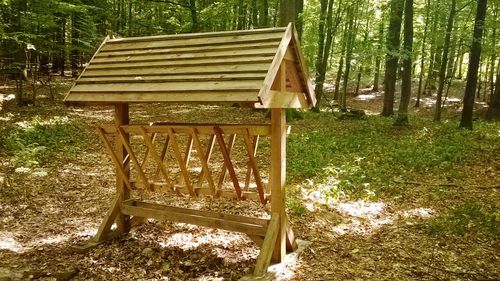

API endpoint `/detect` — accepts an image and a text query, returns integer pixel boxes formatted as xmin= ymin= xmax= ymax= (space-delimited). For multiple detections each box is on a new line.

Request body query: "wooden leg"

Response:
xmin=254 ymin=213 xmax=280 ymax=276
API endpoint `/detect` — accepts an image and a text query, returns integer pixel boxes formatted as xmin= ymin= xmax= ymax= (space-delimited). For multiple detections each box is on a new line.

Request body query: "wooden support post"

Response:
xmin=270 ymin=108 xmax=287 ymax=263
xmin=113 ymin=104 xmax=130 ymax=235
xmin=92 ymin=104 xmax=131 ymax=244
xmin=254 ymin=213 xmax=280 ymax=276
xmin=270 ymin=62 xmax=288 ymax=263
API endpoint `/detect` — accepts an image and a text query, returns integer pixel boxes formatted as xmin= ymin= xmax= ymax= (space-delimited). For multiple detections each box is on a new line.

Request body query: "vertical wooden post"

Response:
xmin=114 ymin=103 xmax=130 ymax=234
xmin=270 ymin=61 xmax=287 ymax=263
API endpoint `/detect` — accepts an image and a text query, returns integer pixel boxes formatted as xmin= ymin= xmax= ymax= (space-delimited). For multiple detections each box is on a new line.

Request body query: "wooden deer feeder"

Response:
xmin=64 ymin=23 xmax=315 ymax=276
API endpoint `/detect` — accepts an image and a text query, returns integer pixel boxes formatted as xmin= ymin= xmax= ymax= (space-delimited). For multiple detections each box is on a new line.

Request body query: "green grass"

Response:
xmin=287 ymin=112 xmax=500 ymax=199
xmin=426 ymin=202 xmax=500 ymax=238
xmin=0 ymin=116 xmax=84 ymax=167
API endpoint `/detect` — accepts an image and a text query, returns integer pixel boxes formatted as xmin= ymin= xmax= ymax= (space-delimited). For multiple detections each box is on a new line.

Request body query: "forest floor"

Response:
xmin=0 ymin=79 xmax=499 ymax=281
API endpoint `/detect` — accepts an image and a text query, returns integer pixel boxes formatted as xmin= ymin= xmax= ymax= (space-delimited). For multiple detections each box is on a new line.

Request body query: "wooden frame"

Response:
xmin=69 ymin=24 xmax=315 ymax=277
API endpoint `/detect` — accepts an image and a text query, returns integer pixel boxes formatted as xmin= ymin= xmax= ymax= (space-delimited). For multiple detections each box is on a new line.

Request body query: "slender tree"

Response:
xmin=460 ymin=0 xmax=487 ymax=129
xmin=394 ymin=0 xmax=413 ymax=125
xmin=381 ymin=0 xmax=404 ymax=116
xmin=434 ymin=0 xmax=456 ymax=121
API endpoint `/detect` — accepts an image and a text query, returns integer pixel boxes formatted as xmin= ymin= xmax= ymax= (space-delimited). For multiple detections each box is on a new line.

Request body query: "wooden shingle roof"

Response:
xmin=64 ymin=24 xmax=315 ymax=108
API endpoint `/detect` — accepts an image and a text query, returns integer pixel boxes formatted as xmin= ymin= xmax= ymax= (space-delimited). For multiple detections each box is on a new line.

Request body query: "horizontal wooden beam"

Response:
xmin=94 ymin=42 xmax=279 ymax=58
xmin=87 ymin=57 xmax=273 ymax=71
xmin=101 ymin=33 xmax=284 ymax=52
xmin=106 ymin=27 xmax=286 ymax=44
xmin=80 ymin=63 xmax=271 ymax=77
xmin=92 ymin=49 xmax=277 ymax=64
xmin=65 ymin=91 xmax=260 ymax=104
xmin=100 ymin=123 xmax=272 ymax=136
xmin=71 ymin=80 xmax=263 ymax=93
xmin=120 ymin=200 xmax=269 ymax=236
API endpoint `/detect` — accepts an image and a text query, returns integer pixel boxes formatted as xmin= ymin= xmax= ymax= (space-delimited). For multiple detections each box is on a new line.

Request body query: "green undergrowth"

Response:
xmin=287 ymin=112 xmax=499 ymax=199
xmin=426 ymin=201 xmax=500 ymax=238
xmin=0 ymin=116 xmax=84 ymax=167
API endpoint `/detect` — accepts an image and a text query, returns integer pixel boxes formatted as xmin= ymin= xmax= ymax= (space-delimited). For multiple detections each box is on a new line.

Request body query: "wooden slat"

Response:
xmin=77 ymin=73 xmax=267 ymax=83
xmin=140 ymin=132 xmax=156 ymax=168
xmin=80 ymin=63 xmax=271 ymax=78
xmin=216 ymin=133 xmax=237 ymax=189
xmin=100 ymin=124 xmax=272 ymax=137
xmin=135 ymin=182 xmax=270 ymax=201
xmin=242 ymin=130 xmax=266 ymax=204
xmin=101 ymin=32 xmax=284 ymax=52
xmin=87 ymin=57 xmax=273 ymax=70
xmin=94 ymin=42 xmax=279 ymax=58
xmin=92 ymin=48 xmax=277 ymax=64
xmin=125 ymin=200 xmax=269 ymax=226
xmin=139 ymin=127 xmax=174 ymax=191
xmin=244 ymin=135 xmax=259 ymax=190
xmin=166 ymin=128 xmax=195 ymax=196
xmin=190 ymin=128 xmax=216 ymax=195
xmin=107 ymin=27 xmax=286 ymax=44
xmin=196 ymin=134 xmax=216 ymax=185
xmin=254 ymin=213 xmax=280 ymax=276
xmin=214 ymin=127 xmax=242 ymax=200
xmin=116 ymin=127 xmax=152 ymax=191
xmin=120 ymin=200 xmax=268 ymax=236
xmin=96 ymin=127 xmax=132 ymax=190
xmin=153 ymin=134 xmax=170 ymax=182
xmin=71 ymin=80 xmax=263 ymax=93
xmin=65 ymin=92 xmax=259 ymax=104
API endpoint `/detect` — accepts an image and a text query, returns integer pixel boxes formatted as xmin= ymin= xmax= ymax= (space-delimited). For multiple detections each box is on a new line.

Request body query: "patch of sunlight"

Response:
xmin=419 ymin=97 xmax=437 ymax=107
xmin=15 ymin=116 xmax=72 ymax=129
xmin=355 ymin=94 xmax=377 ymax=101
xmin=159 ymin=229 xmax=246 ymax=251
xmin=364 ymin=110 xmax=380 ymax=116
xmin=336 ymin=200 xmax=385 ymax=217
xmin=76 ymin=228 xmax=97 ymax=238
xmin=0 ymin=232 xmax=26 ymax=253
xmin=446 ymin=97 xmax=461 ymax=103
xmin=36 ymin=235 xmax=68 ymax=245
xmin=0 ymin=112 xmax=14 ymax=121
xmin=267 ymin=240 xmax=310 ymax=281
xmin=400 ymin=207 xmax=433 ymax=219
xmin=332 ymin=200 xmax=394 ymax=236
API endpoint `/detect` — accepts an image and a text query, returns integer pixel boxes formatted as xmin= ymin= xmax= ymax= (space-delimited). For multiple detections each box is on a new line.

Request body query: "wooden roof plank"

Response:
xmin=92 ymin=48 xmax=278 ymax=64
xmin=66 ymin=92 xmax=260 ymax=103
xmin=94 ymin=42 xmax=280 ymax=57
xmin=80 ymin=63 xmax=271 ymax=77
xmin=71 ymin=80 xmax=263 ymax=92
xmin=86 ymin=57 xmax=274 ymax=70
xmin=101 ymin=32 xmax=284 ymax=52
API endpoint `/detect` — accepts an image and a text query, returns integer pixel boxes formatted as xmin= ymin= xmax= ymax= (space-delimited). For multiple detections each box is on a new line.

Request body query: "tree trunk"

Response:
xmin=382 ymin=0 xmax=404 ymax=116
xmin=372 ymin=19 xmax=384 ymax=92
xmin=486 ymin=60 xmax=500 ymax=120
xmin=341 ymin=8 xmax=357 ymax=111
xmin=415 ymin=0 xmax=431 ymax=107
xmin=395 ymin=0 xmax=413 ymax=125
xmin=280 ymin=0 xmax=295 ymax=26
xmin=460 ymin=0 xmax=487 ymax=129
xmin=434 ymin=0 xmax=456 ymax=121
xmin=313 ymin=0 xmax=338 ymax=112
xmin=261 ymin=0 xmax=269 ymax=27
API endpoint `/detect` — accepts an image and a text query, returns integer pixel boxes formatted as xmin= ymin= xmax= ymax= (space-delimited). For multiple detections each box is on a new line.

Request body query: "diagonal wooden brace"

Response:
xmin=96 ymin=127 xmax=132 ymax=190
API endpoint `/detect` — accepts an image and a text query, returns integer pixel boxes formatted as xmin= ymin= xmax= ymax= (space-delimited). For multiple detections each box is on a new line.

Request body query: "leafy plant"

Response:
xmin=286 ymin=113 xmax=500 ymax=200
xmin=426 ymin=202 xmax=500 ymax=237
xmin=2 ymin=116 xmax=84 ymax=167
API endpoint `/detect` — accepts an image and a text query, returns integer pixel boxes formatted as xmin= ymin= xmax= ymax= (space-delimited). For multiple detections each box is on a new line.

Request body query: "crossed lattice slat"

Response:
xmin=97 ymin=124 xmax=269 ymax=204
